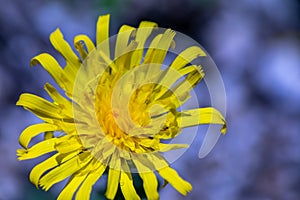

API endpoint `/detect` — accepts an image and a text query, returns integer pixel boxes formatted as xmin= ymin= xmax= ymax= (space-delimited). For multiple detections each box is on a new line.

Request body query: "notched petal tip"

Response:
xmin=16 ymin=149 xmax=27 ymax=157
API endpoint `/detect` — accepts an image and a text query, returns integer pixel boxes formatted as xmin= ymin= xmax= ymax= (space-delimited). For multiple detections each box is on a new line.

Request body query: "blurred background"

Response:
xmin=0 ymin=0 xmax=299 ymax=199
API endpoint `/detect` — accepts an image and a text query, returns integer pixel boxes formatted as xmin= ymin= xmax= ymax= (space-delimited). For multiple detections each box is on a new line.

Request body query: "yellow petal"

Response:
xmin=132 ymin=158 xmax=159 ymax=200
xmin=50 ymin=28 xmax=81 ymax=82
xmin=120 ymin=172 xmax=140 ymax=200
xmin=184 ymin=69 xmax=204 ymax=87
xmin=105 ymin=153 xmax=121 ymax=200
xmin=55 ymin=135 xmax=83 ymax=154
xmin=138 ymin=21 xmax=158 ymax=29
xmin=170 ymin=68 xmax=204 ymax=104
xmin=96 ymin=14 xmax=110 ymax=58
xmin=75 ymin=162 xmax=106 ymax=200
xmin=17 ymin=138 xmax=57 ymax=160
xmin=39 ymin=152 xmax=91 ymax=191
xmin=16 ymin=93 xmax=58 ymax=117
xmin=158 ymin=143 xmax=189 ymax=152
xmin=137 ymin=21 xmax=158 ymax=51
xmin=158 ymin=166 xmax=192 ymax=196
xmin=39 ymin=156 xmax=79 ymax=191
xmin=58 ymin=159 xmax=97 ymax=200
xmin=144 ymin=29 xmax=176 ymax=64
xmin=29 ymin=153 xmax=60 ymax=187
xmin=98 ymin=50 xmax=118 ymax=73
xmin=119 ymin=159 xmax=140 ymax=200
xmin=159 ymin=65 xmax=200 ymax=89
xmin=178 ymin=65 xmax=204 ymax=82
xmin=57 ymin=173 xmax=88 ymax=200
xmin=153 ymin=110 xmax=181 ymax=140
xmin=29 ymin=148 xmax=80 ymax=187
xmin=141 ymin=172 xmax=159 ymax=200
xmin=178 ymin=107 xmax=226 ymax=134
xmin=74 ymin=34 xmax=95 ymax=53
xmin=130 ymin=21 xmax=158 ymax=67
xmin=74 ymin=34 xmax=95 ymax=60
xmin=50 ymin=28 xmax=81 ymax=68
xmin=139 ymin=137 xmax=160 ymax=149
xmin=170 ymin=46 xmax=207 ymax=70
xmin=141 ymin=32 xmax=169 ymax=83
xmin=115 ymin=25 xmax=136 ymax=58
xmin=157 ymin=69 xmax=204 ymax=109
xmin=16 ymin=93 xmax=73 ymax=122
xmin=105 ymin=168 xmax=120 ymax=199
xmin=92 ymin=137 xmax=116 ymax=162
xmin=115 ymin=40 xmax=138 ymax=71
xmin=153 ymin=65 xmax=203 ymax=102
xmin=74 ymin=41 xmax=88 ymax=60
xmin=19 ymin=123 xmax=58 ymax=148
xmin=30 ymin=53 xmax=72 ymax=91
xmin=44 ymin=83 xmax=73 ymax=117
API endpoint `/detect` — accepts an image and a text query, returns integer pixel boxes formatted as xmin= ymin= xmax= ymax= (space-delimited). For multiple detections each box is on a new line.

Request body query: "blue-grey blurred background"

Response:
xmin=0 ymin=0 xmax=299 ymax=199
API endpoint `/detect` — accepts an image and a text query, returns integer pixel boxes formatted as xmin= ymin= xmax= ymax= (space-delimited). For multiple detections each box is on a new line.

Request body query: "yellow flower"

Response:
xmin=16 ymin=14 xmax=226 ymax=200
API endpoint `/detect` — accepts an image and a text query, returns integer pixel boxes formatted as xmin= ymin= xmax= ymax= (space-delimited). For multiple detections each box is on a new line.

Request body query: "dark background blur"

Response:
xmin=0 ymin=0 xmax=300 ymax=199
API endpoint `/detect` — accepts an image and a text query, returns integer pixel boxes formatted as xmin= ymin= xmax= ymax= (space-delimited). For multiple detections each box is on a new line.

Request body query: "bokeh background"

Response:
xmin=0 ymin=0 xmax=299 ymax=199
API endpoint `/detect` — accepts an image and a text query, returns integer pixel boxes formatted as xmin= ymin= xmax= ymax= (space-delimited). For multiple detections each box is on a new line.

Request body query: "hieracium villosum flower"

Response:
xmin=16 ymin=14 xmax=226 ymax=199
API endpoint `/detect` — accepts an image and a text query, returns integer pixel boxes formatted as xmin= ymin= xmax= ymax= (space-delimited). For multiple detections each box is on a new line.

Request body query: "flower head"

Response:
xmin=16 ymin=14 xmax=226 ymax=199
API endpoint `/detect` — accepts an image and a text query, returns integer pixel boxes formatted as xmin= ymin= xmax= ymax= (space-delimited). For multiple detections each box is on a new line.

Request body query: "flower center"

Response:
xmin=95 ymin=78 xmax=161 ymax=153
